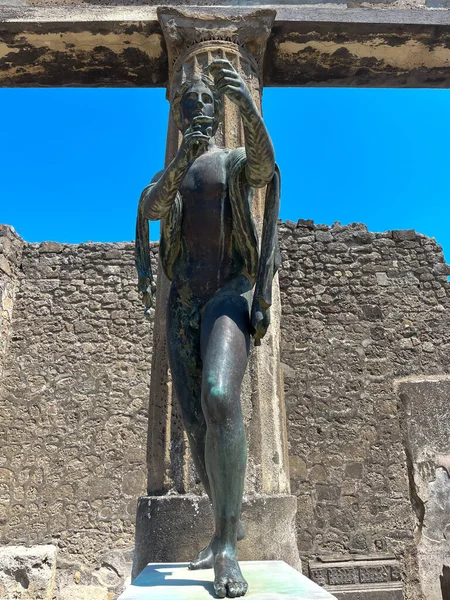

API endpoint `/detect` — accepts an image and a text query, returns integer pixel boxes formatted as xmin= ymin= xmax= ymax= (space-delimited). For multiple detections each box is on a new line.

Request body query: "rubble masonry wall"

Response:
xmin=1 ymin=221 xmax=449 ymax=597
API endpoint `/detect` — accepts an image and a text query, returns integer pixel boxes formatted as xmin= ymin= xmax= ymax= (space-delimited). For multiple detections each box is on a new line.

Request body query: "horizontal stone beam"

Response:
xmin=2 ymin=5 xmax=450 ymax=87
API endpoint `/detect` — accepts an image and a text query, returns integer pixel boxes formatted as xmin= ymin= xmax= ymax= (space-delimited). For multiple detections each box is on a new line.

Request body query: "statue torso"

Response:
xmin=174 ymin=148 xmax=242 ymax=301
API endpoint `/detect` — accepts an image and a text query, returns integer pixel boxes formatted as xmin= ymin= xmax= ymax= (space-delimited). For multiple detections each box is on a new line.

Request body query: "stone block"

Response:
xmin=120 ymin=561 xmax=337 ymax=600
xmin=329 ymin=583 xmax=404 ymax=599
xmin=397 ymin=375 xmax=450 ymax=600
xmin=91 ymin=547 xmax=133 ymax=594
xmin=59 ymin=584 xmax=108 ymax=600
xmin=375 ymin=272 xmax=389 ymax=286
xmin=309 ymin=559 xmax=404 ymax=599
xmin=328 ymin=567 xmax=358 ymax=586
xmin=0 ymin=545 xmax=57 ymax=600
xmin=39 ymin=242 xmax=64 ymax=253
xmin=310 ymin=565 xmax=329 ymax=586
xmin=132 ymin=495 xmax=300 ymax=580
xmin=297 ymin=219 xmax=314 ymax=229
xmin=0 ymin=224 xmax=18 ymax=239
xmin=316 ymin=231 xmax=333 ymax=243
xmin=359 ymin=565 xmax=389 ymax=583
xmin=0 ymin=254 xmax=11 ymax=276
xmin=361 ymin=304 xmax=383 ymax=321
xmin=316 ymin=484 xmax=340 ymax=503
xmin=432 ymin=262 xmax=450 ymax=276
xmin=392 ymin=230 xmax=417 ymax=242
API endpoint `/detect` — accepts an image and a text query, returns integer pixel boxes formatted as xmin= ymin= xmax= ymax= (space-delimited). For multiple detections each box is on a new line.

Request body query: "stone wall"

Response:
xmin=278 ymin=220 xmax=450 ymax=599
xmin=0 ymin=238 xmax=158 ymax=595
xmin=1 ymin=221 xmax=449 ymax=598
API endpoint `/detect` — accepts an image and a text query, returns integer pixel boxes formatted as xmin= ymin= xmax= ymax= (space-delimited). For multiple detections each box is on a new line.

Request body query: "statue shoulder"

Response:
xmin=226 ymin=147 xmax=247 ymax=173
xmin=150 ymin=169 xmax=165 ymax=184
xmin=140 ymin=170 xmax=164 ymax=198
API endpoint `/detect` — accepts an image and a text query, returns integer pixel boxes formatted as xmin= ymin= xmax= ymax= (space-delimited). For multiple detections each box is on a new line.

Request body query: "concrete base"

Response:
xmin=132 ymin=495 xmax=301 ymax=580
xmin=119 ymin=561 xmax=337 ymax=600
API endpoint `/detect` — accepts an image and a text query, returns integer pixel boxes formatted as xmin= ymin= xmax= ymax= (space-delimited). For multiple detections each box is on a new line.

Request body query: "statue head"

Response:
xmin=171 ymin=74 xmax=223 ymax=136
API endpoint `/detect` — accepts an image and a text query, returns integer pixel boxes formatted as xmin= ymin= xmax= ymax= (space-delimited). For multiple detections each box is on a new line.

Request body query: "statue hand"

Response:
xmin=208 ymin=59 xmax=251 ymax=109
xmin=179 ymin=116 xmax=213 ymax=162
xmin=251 ymin=298 xmax=270 ymax=346
xmin=138 ymin=277 xmax=156 ymax=318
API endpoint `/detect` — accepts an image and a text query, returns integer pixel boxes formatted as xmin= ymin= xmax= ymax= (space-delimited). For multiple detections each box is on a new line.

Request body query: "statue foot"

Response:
xmin=189 ymin=521 xmax=245 ymax=571
xmin=213 ymin=548 xmax=248 ymax=598
xmin=189 ymin=541 xmax=215 ymax=570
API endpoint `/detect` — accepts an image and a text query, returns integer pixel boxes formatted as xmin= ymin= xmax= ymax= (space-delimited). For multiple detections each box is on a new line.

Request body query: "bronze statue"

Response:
xmin=135 ymin=59 xmax=280 ymax=599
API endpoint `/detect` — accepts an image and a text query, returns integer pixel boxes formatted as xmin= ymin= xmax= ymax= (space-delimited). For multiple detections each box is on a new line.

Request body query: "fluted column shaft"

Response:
xmin=146 ymin=7 xmax=290 ymax=498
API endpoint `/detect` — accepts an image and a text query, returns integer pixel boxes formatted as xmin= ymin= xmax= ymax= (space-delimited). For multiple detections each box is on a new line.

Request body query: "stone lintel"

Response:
xmin=2 ymin=6 xmax=450 ymax=87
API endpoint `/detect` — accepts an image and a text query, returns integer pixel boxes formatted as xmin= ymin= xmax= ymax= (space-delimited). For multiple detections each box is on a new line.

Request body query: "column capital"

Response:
xmin=157 ymin=7 xmax=275 ymax=97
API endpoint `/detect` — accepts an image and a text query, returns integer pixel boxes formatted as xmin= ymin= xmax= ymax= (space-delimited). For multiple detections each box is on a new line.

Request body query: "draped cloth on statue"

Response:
xmin=135 ymin=147 xmax=281 ymax=342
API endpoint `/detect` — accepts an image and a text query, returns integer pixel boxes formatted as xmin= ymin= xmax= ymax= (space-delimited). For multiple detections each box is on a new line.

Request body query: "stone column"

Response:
xmin=0 ymin=225 xmax=24 ymax=387
xmin=396 ymin=375 xmax=450 ymax=600
xmin=134 ymin=8 xmax=300 ymax=578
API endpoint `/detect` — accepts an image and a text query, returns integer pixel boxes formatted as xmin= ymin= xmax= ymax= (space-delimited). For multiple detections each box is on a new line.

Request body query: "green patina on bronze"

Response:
xmin=135 ymin=59 xmax=279 ymax=599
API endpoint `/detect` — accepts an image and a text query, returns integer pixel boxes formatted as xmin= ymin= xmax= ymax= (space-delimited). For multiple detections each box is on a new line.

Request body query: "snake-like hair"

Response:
xmin=171 ymin=73 xmax=223 ymax=136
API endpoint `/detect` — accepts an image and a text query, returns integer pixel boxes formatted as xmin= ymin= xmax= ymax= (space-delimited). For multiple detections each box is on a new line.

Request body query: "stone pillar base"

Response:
xmin=132 ymin=494 xmax=301 ymax=580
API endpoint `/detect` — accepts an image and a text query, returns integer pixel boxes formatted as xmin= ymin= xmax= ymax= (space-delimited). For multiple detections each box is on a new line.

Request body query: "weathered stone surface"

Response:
xmin=279 ymin=222 xmax=450 ymax=600
xmin=0 ymin=545 xmax=57 ymax=600
xmin=309 ymin=558 xmax=404 ymax=598
xmin=0 ymin=225 xmax=24 ymax=403
xmin=59 ymin=584 xmax=108 ymax=600
xmin=0 ymin=221 xmax=449 ymax=599
xmin=396 ymin=375 xmax=450 ymax=600
xmin=133 ymin=494 xmax=301 ymax=579
xmin=91 ymin=547 xmax=133 ymax=592
xmin=4 ymin=7 xmax=450 ymax=87
xmin=0 ymin=239 xmax=156 ymax=584
xmin=329 ymin=584 xmax=404 ymax=599
xmin=0 ymin=254 xmax=12 ymax=276
xmin=392 ymin=230 xmax=417 ymax=242
xmin=39 ymin=241 xmax=64 ymax=253
xmin=54 ymin=547 xmax=133 ymax=598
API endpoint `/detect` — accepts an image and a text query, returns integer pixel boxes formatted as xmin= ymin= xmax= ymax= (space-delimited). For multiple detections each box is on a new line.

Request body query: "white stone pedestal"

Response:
xmin=118 ymin=561 xmax=337 ymax=600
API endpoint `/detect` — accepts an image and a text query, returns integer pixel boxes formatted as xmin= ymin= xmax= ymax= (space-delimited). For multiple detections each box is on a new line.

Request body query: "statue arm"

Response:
xmin=141 ymin=117 xmax=211 ymax=220
xmin=209 ymin=59 xmax=274 ymax=188
xmin=141 ymin=155 xmax=189 ymax=221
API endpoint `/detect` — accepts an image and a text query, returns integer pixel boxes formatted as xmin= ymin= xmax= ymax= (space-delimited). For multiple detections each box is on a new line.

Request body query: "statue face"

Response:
xmin=181 ymin=81 xmax=215 ymax=129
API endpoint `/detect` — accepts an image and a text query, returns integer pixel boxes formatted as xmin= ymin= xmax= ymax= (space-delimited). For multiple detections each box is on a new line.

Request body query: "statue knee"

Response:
xmin=202 ymin=381 xmax=232 ymax=425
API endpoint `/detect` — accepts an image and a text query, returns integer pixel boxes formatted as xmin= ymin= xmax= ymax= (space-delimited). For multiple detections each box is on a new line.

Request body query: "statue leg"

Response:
xmin=168 ymin=286 xmax=244 ymax=569
xmin=200 ymin=283 xmax=251 ymax=598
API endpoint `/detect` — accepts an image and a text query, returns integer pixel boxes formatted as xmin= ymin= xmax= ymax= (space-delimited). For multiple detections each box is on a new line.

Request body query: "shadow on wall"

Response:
xmin=442 ymin=566 xmax=450 ymax=600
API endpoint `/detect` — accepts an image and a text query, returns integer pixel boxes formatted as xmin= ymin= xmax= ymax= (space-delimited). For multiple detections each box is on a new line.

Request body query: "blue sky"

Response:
xmin=1 ymin=88 xmax=449 ymax=262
